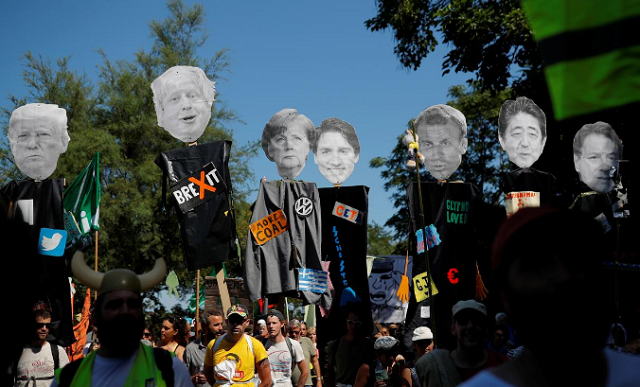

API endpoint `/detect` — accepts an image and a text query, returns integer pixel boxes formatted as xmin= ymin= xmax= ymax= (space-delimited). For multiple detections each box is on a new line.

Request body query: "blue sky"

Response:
xmin=0 ymin=0 xmax=470 ymax=230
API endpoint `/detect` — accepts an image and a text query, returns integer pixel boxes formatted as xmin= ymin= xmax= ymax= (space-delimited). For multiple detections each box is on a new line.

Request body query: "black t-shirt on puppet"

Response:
xmin=406 ymin=182 xmax=481 ymax=348
xmin=0 ymin=179 xmax=75 ymax=347
xmin=155 ymin=141 xmax=237 ymax=271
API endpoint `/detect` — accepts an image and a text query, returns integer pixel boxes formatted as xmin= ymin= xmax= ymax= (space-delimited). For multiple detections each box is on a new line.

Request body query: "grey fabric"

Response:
xmin=244 ymin=180 xmax=331 ymax=308
xmin=292 ymin=337 xmax=315 ymax=385
xmin=414 ymin=349 xmax=461 ymax=387
xmin=184 ymin=338 xmax=210 ymax=387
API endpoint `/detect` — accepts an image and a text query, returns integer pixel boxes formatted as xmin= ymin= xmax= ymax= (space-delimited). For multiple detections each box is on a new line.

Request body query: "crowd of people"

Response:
xmin=10 ymin=208 xmax=640 ymax=387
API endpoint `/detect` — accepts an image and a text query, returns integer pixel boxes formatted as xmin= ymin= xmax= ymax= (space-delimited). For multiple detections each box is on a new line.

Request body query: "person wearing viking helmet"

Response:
xmin=52 ymin=247 xmax=193 ymax=387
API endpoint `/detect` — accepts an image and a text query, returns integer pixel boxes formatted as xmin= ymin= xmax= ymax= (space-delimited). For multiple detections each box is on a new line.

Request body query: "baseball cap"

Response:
xmin=374 ymin=336 xmax=398 ymax=350
xmin=266 ymin=309 xmax=285 ymax=322
xmin=412 ymin=326 xmax=434 ymax=341
xmin=227 ymin=304 xmax=248 ymax=319
xmin=452 ymin=300 xmax=487 ymax=318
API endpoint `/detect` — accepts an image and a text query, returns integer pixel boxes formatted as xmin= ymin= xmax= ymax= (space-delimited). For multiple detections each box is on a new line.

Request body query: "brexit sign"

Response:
xmin=171 ymin=162 xmax=225 ymax=214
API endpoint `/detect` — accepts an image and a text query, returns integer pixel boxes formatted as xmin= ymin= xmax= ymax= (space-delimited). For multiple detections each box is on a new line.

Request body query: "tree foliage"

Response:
xmin=367 ymin=221 xmax=398 ymax=256
xmin=1 ymin=0 xmax=258 ymax=304
xmin=365 ymin=0 xmax=543 ymax=93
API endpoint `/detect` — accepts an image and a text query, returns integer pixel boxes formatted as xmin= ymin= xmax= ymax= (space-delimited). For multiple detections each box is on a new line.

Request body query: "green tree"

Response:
xmin=1 ymin=0 xmax=258 ymax=302
xmin=367 ymin=221 xmax=398 ymax=256
xmin=365 ymin=0 xmax=543 ymax=94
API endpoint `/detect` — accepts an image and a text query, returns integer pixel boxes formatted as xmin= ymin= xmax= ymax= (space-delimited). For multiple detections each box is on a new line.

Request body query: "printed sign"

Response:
xmin=413 ymin=271 xmax=439 ymax=302
xmin=298 ymin=268 xmax=329 ymax=294
xmin=504 ymin=191 xmax=540 ymax=218
xmin=171 ymin=163 xmax=224 ymax=214
xmin=332 ymin=201 xmax=364 ymax=225
xmin=369 ymin=256 xmax=413 ymax=323
xmin=38 ymin=228 xmax=68 ymax=257
xmin=249 ymin=209 xmax=289 ymax=245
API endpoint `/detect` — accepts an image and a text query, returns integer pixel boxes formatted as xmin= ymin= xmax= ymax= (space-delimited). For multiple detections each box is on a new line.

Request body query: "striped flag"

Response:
xmin=523 ymin=0 xmax=640 ymax=120
xmin=64 ymin=153 xmax=101 ymax=236
xmin=298 ymin=268 xmax=328 ymax=294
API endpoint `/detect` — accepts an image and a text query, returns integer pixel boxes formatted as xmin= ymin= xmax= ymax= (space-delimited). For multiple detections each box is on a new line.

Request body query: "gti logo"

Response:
xmin=38 ymin=228 xmax=67 ymax=257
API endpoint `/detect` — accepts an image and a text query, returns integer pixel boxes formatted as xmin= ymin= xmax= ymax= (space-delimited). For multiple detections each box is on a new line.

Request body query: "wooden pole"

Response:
xmin=94 ymin=230 xmax=99 ymax=300
xmin=216 ymin=264 xmax=231 ymax=314
xmin=195 ymin=269 xmax=200 ymax=337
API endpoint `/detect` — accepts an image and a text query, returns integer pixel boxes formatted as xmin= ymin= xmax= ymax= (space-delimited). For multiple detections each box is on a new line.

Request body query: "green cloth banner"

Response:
xmin=523 ymin=0 xmax=640 ymax=119
xmin=64 ymin=153 xmax=101 ymax=236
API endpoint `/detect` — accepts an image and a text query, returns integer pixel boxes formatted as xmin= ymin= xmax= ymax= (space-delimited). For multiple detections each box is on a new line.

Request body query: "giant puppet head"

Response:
xmin=151 ymin=66 xmax=216 ymax=143
xmin=414 ymin=104 xmax=468 ymax=181
xmin=313 ymin=117 xmax=361 ymax=186
xmin=9 ymin=104 xmax=70 ymax=180
xmin=261 ymin=108 xmax=315 ymax=179
xmin=573 ymin=122 xmax=622 ymax=194
xmin=498 ymin=97 xmax=548 ymax=169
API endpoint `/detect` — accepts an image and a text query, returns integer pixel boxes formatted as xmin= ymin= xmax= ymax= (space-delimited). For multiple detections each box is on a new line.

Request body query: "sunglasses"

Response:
xmin=143 ymin=332 xmax=152 ymax=338
xmin=346 ymin=319 xmax=362 ymax=327
xmin=35 ymin=323 xmax=52 ymax=329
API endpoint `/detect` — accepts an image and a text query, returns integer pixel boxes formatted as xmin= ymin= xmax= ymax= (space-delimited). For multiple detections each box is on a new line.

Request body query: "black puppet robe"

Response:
xmin=155 ymin=141 xmax=237 ymax=271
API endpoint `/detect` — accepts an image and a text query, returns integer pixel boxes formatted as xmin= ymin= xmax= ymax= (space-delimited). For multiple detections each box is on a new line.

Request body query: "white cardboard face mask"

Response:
xmin=152 ymin=66 xmax=215 ymax=143
xmin=313 ymin=118 xmax=360 ymax=186
xmin=9 ymin=104 xmax=69 ymax=180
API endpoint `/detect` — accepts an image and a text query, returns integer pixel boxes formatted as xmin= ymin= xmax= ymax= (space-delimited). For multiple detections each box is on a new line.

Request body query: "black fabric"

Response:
xmin=58 ymin=357 xmax=82 ymax=387
xmin=501 ymin=167 xmax=558 ymax=207
xmin=153 ymin=347 xmax=175 ymax=387
xmin=538 ymin=15 xmax=640 ymax=66
xmin=317 ymin=186 xmax=372 ymax=344
xmin=154 ymin=141 xmax=237 ymax=271
xmin=57 ymin=348 xmax=174 ymax=387
xmin=405 ymin=182 xmax=481 ymax=349
xmin=51 ymin=341 xmax=59 ymax=370
xmin=0 ymin=179 xmax=74 ymax=347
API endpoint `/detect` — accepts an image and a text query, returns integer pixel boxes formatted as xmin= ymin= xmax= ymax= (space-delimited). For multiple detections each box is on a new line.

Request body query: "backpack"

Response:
xmin=212 ymin=334 xmax=261 ymax=385
xmin=57 ymin=347 xmax=174 ymax=387
xmin=262 ymin=337 xmax=296 ymax=373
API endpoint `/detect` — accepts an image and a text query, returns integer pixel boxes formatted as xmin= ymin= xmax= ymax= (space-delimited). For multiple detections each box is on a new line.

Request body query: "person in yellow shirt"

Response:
xmin=204 ymin=305 xmax=272 ymax=387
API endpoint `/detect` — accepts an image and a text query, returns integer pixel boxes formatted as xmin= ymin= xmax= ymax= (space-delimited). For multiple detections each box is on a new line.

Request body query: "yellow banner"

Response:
xmin=413 ymin=271 xmax=439 ymax=302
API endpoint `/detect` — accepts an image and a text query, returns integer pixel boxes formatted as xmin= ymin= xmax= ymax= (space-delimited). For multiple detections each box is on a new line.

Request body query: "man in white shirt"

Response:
xmin=14 ymin=310 xmax=69 ymax=387
xmin=264 ymin=310 xmax=309 ymax=387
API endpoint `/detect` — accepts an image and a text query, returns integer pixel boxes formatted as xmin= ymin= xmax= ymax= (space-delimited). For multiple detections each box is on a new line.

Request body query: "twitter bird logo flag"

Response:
xmin=39 ymin=228 xmax=67 ymax=256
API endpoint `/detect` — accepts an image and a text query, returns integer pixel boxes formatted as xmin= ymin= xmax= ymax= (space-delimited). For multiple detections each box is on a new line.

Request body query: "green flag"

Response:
xmin=64 ymin=153 xmax=101 ymax=236
xmin=523 ymin=0 xmax=640 ymax=120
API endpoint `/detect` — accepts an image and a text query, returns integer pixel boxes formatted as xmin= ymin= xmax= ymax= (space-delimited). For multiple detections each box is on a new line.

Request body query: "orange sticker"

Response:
xmin=249 ymin=209 xmax=289 ymax=245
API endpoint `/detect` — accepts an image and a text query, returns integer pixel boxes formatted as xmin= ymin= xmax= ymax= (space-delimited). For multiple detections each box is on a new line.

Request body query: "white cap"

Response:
xmin=412 ymin=326 xmax=434 ymax=341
